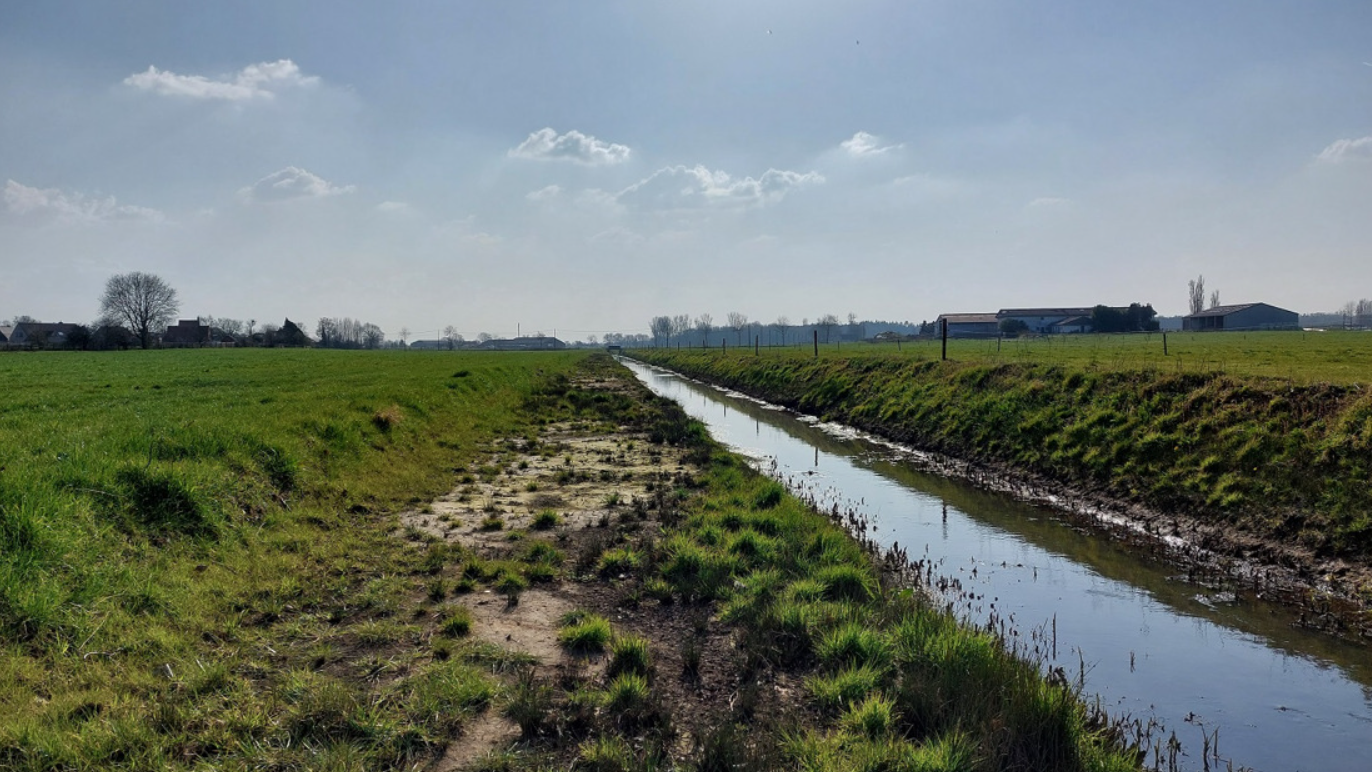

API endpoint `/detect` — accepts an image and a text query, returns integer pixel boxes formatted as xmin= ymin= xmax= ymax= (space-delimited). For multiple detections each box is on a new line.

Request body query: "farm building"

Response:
xmin=936 ymin=313 xmax=1000 ymax=337
xmin=4 ymin=322 xmax=81 ymax=347
xmin=1182 ymin=303 xmax=1298 ymax=332
xmin=479 ymin=336 xmax=567 ymax=351
xmin=164 ymin=319 xmax=237 ymax=346
xmin=996 ymin=307 xmax=1096 ymax=334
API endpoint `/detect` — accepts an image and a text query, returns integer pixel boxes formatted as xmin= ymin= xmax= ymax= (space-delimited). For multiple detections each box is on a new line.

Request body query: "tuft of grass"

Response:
xmin=532 ymin=509 xmax=560 ymax=530
xmin=608 ymin=634 xmax=652 ymax=677
xmin=596 ymin=547 xmax=641 ymax=576
xmin=440 ymin=606 xmax=473 ymax=637
xmin=557 ymin=611 xmax=612 ymax=653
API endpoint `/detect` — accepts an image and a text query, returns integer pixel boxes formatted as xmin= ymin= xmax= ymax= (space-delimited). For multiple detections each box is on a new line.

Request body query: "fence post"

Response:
xmin=1163 ymin=332 xmax=1168 ymax=356
xmin=755 ymin=335 xmax=759 ymax=356
xmin=941 ymin=318 xmax=948 ymax=361
xmin=813 ymin=329 xmax=819 ymax=358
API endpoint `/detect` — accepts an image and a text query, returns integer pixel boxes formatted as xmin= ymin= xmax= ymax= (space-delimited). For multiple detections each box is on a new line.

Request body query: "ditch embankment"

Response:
xmin=630 ymin=350 xmax=1372 ymax=637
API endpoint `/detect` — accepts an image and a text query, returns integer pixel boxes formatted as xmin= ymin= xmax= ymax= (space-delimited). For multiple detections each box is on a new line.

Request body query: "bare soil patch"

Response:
xmin=396 ymin=402 xmax=787 ymax=769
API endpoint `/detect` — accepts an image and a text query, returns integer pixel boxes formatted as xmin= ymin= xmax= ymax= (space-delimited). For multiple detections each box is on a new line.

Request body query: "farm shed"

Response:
xmin=996 ymin=307 xmax=1096 ymax=334
xmin=936 ymin=313 xmax=1000 ymax=337
xmin=1182 ymin=303 xmax=1298 ymax=332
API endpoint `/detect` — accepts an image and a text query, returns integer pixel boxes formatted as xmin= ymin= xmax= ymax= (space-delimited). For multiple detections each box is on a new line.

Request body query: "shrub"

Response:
xmin=532 ymin=510 xmax=560 ymax=530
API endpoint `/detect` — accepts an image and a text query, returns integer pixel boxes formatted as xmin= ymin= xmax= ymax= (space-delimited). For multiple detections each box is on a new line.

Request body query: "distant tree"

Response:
xmin=999 ymin=318 xmax=1030 ymax=335
xmin=477 ymin=331 xmax=493 ymax=343
xmin=316 ymin=317 xmax=337 ymax=347
xmin=443 ymin=325 xmax=462 ymax=350
xmin=671 ymin=314 xmax=691 ymax=346
xmin=1188 ymin=275 xmax=1206 ymax=316
xmin=99 ymin=271 xmax=180 ymax=349
xmin=1208 ymin=290 xmax=1221 ymax=310
xmin=65 ymin=324 xmax=92 ymax=350
xmin=13 ymin=314 xmax=37 ymax=324
xmin=818 ymin=313 xmax=839 ymax=343
xmin=398 ymin=327 xmax=410 ymax=347
xmin=650 ymin=315 xmax=672 ymax=347
xmin=362 ymin=324 xmax=385 ymax=349
xmin=774 ymin=315 xmax=790 ymax=346
xmin=726 ymin=312 xmax=748 ymax=345
xmin=695 ymin=313 xmax=713 ymax=341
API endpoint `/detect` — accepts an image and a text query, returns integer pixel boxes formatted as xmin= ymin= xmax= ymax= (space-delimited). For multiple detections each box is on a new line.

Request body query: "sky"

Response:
xmin=2 ymin=1 xmax=1370 ymax=341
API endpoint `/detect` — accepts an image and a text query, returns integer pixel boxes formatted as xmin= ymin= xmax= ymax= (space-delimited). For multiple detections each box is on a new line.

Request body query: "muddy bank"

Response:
xmin=626 ymin=353 xmax=1372 ymax=641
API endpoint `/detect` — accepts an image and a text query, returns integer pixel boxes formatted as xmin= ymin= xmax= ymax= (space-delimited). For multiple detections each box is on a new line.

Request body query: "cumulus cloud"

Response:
xmin=840 ymin=131 xmax=902 ymax=157
xmin=617 ymin=165 xmax=823 ymax=209
xmin=123 ymin=59 xmax=319 ymax=101
xmin=1316 ymin=136 xmax=1372 ymax=163
xmin=239 ymin=167 xmax=355 ymax=203
xmin=509 ymin=128 xmax=631 ymax=165
xmin=3 ymin=179 xmax=163 ymax=224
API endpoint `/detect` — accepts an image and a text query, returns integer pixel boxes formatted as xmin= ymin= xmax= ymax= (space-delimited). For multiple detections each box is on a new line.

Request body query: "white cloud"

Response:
xmin=239 ymin=167 xmax=355 ymax=203
xmin=509 ymin=128 xmax=631 ymax=165
xmin=617 ymin=165 xmax=824 ymax=209
xmin=840 ymin=131 xmax=902 ymax=157
xmin=1316 ymin=136 xmax=1372 ymax=163
xmin=376 ymin=201 xmax=412 ymax=213
xmin=123 ymin=59 xmax=319 ymax=101
xmin=1027 ymin=197 xmax=1071 ymax=208
xmin=3 ymin=179 xmax=164 ymax=224
xmin=526 ymin=184 xmax=562 ymax=201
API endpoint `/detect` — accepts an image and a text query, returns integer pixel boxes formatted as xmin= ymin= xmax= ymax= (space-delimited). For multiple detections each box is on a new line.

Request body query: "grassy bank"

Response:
xmin=630 ymin=348 xmax=1372 ymax=571
xmin=0 ymin=349 xmax=1139 ymax=770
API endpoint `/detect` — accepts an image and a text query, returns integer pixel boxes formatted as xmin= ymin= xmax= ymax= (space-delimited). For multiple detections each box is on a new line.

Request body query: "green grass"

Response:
xmin=636 ymin=344 xmax=1372 ymax=563
xmin=0 ymin=347 xmax=588 ymax=769
xmin=655 ymin=329 xmax=1372 ymax=385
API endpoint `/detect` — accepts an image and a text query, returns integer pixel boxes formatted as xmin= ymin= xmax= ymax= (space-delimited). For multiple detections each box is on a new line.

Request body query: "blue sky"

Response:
xmin=3 ymin=1 xmax=1370 ymax=340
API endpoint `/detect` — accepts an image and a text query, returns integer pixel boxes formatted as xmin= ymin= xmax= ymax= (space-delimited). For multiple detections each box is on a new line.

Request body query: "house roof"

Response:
xmin=1183 ymin=303 xmax=1266 ymax=319
xmin=0 ymin=326 xmax=12 ymax=341
xmin=15 ymin=322 xmax=80 ymax=334
xmin=997 ymin=307 xmax=1095 ymax=318
xmin=1051 ymin=316 xmax=1093 ymax=327
xmin=936 ymin=313 xmax=999 ymax=324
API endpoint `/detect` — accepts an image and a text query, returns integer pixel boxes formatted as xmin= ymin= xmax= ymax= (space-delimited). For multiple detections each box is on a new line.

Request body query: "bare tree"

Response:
xmin=1187 ymin=275 xmax=1206 ymax=315
xmin=477 ymin=331 xmax=493 ymax=343
xmin=398 ymin=327 xmax=411 ymax=347
xmin=818 ymin=313 xmax=839 ymax=344
xmin=773 ymin=315 xmax=790 ymax=346
xmin=650 ymin=315 xmax=672 ymax=347
xmin=726 ymin=312 xmax=748 ymax=345
xmin=99 ymin=271 xmax=180 ymax=349
xmin=671 ymin=314 xmax=691 ymax=346
xmin=1208 ymin=290 xmax=1221 ymax=310
xmin=695 ymin=313 xmax=713 ymax=346
xmin=442 ymin=325 xmax=462 ymax=350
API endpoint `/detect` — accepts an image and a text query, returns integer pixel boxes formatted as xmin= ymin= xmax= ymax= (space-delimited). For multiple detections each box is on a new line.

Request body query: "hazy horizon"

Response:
xmin=4 ymin=2 xmax=1370 ymax=341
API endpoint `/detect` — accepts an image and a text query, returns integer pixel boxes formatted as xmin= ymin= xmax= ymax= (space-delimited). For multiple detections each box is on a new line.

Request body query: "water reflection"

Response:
xmin=625 ymin=360 xmax=1372 ymax=772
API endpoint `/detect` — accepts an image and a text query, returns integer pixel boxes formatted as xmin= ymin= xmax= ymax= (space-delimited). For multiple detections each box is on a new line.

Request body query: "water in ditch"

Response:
xmin=623 ymin=359 xmax=1372 ymax=772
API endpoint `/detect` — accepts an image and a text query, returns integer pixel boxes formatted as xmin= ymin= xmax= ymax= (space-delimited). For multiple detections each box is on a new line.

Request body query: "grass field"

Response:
xmin=680 ymin=330 xmax=1372 ymax=386
xmin=0 ymin=348 xmax=587 ymax=769
xmin=0 ymin=348 xmax=1142 ymax=770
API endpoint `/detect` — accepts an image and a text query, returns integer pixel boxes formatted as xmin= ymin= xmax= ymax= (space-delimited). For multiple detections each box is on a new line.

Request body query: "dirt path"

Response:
xmin=399 ymin=415 xmax=696 ymax=769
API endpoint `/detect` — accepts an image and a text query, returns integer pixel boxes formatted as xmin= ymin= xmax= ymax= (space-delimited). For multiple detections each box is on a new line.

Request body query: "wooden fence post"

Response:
xmin=941 ymin=318 xmax=948 ymax=361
